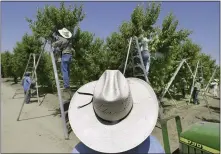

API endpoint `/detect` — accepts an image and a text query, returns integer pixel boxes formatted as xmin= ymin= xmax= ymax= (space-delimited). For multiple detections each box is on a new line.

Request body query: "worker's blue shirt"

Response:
xmin=72 ymin=135 xmax=165 ymax=153
xmin=22 ymin=76 xmax=31 ymax=92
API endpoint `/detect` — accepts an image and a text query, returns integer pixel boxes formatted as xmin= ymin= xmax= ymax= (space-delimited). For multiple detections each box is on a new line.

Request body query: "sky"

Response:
xmin=1 ymin=1 xmax=220 ymax=64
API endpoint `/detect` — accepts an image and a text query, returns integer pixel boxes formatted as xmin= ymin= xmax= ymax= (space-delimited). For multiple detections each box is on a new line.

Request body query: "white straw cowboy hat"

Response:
xmin=68 ymin=70 xmax=159 ymax=153
xmin=214 ymin=79 xmax=218 ymax=82
xmin=58 ymin=28 xmax=72 ymax=39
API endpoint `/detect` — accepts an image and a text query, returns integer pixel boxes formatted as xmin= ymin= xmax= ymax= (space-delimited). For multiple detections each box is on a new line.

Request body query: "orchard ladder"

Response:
xmin=12 ymin=53 xmax=40 ymax=104
xmin=49 ymin=44 xmax=69 ymax=140
xmin=123 ymin=36 xmax=149 ymax=83
xmin=17 ymin=41 xmax=46 ymax=121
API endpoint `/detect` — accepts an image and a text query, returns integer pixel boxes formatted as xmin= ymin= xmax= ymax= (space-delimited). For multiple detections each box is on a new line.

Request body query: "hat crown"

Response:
xmin=93 ymin=70 xmax=133 ymax=122
xmin=58 ymin=27 xmax=72 ymax=38
xmin=62 ymin=28 xmax=68 ymax=32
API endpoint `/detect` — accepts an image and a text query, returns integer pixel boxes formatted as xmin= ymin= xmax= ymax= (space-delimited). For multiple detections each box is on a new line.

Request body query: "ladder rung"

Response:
xmin=134 ymin=64 xmax=145 ymax=71
xmin=135 ymin=74 xmax=145 ymax=78
xmin=30 ymin=96 xmax=38 ymax=98
xmin=133 ymin=55 xmax=140 ymax=60
xmin=26 ymin=67 xmax=34 ymax=71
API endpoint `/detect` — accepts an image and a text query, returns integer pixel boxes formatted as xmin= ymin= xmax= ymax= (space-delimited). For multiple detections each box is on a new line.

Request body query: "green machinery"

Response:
xmin=160 ymin=116 xmax=220 ymax=154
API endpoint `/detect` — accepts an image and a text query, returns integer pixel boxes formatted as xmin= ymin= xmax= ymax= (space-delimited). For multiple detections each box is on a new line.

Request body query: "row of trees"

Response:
xmin=1 ymin=2 xmax=220 ymax=95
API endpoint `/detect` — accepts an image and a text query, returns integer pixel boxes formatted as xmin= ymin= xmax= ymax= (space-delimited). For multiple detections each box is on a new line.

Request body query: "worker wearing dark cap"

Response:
xmin=22 ymin=72 xmax=31 ymax=104
xmin=192 ymin=78 xmax=202 ymax=105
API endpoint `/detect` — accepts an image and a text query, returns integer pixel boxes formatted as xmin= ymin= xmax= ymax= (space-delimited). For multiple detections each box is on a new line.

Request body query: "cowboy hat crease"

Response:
xmin=68 ymin=70 xmax=159 ymax=153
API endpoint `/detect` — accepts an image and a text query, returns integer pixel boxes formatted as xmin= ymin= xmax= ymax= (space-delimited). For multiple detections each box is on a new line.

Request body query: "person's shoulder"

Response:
xmin=131 ymin=135 xmax=165 ymax=153
xmin=72 ymin=136 xmax=165 ymax=154
xmin=148 ymin=135 xmax=165 ymax=153
xmin=57 ymin=36 xmax=67 ymax=43
xmin=71 ymin=142 xmax=98 ymax=153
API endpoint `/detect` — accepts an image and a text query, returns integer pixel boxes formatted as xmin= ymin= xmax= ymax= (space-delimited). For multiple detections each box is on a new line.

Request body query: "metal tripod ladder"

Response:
xmin=123 ymin=36 xmax=165 ymax=119
xmin=188 ymin=60 xmax=200 ymax=104
xmin=187 ymin=61 xmax=211 ymax=113
xmin=204 ymin=66 xmax=218 ymax=93
xmin=159 ymin=59 xmax=194 ymax=106
xmin=16 ymin=39 xmax=69 ymax=139
xmin=123 ymin=36 xmax=149 ymax=82
xmin=17 ymin=42 xmax=46 ymax=121
xmin=200 ymin=66 xmax=218 ymax=114
xmin=49 ymin=45 xmax=70 ymax=140
xmin=12 ymin=53 xmax=40 ymax=104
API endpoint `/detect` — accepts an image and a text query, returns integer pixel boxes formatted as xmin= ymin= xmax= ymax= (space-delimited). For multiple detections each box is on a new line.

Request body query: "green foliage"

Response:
xmin=11 ymin=34 xmax=43 ymax=81
xmin=199 ymin=53 xmax=218 ymax=84
xmin=1 ymin=51 xmax=14 ymax=77
xmin=37 ymin=53 xmax=54 ymax=87
xmin=70 ymin=30 xmax=107 ymax=85
xmin=130 ymin=2 xmax=161 ymax=37
xmin=1 ymin=2 xmax=219 ymax=98
xmin=26 ymin=2 xmax=85 ymax=41
xmin=148 ymin=13 xmax=192 ymax=91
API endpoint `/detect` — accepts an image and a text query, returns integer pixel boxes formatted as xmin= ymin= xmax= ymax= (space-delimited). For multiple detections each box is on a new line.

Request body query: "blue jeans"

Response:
xmin=141 ymin=50 xmax=150 ymax=74
xmin=24 ymin=91 xmax=31 ymax=104
xmin=61 ymin=54 xmax=72 ymax=88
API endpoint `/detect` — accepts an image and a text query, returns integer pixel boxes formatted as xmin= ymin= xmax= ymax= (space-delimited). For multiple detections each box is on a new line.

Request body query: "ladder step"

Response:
xmin=134 ymin=64 xmax=145 ymax=71
xmin=133 ymin=55 xmax=140 ymax=60
xmin=135 ymin=73 xmax=146 ymax=78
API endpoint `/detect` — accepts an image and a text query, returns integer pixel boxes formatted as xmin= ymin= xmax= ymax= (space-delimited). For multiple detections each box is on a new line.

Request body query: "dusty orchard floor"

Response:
xmin=1 ymin=78 xmax=220 ymax=153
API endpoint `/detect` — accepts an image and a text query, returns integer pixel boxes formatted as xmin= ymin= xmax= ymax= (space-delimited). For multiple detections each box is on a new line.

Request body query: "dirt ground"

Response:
xmin=1 ymin=78 xmax=220 ymax=153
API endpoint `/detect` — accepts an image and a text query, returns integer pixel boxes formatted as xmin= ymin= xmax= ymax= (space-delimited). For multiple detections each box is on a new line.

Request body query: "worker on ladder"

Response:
xmin=210 ymin=79 xmax=219 ymax=97
xmin=22 ymin=72 xmax=31 ymax=104
xmin=52 ymin=28 xmax=75 ymax=100
xmin=181 ymin=78 xmax=187 ymax=98
xmin=139 ymin=34 xmax=151 ymax=76
xmin=192 ymin=78 xmax=202 ymax=105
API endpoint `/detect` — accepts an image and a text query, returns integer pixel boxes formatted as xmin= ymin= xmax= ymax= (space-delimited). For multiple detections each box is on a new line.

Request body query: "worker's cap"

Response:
xmin=25 ymin=72 xmax=31 ymax=76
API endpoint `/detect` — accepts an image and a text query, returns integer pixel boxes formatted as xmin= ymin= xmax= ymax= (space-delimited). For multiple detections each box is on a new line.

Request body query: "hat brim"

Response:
xmin=58 ymin=29 xmax=72 ymax=39
xmin=68 ymin=78 xmax=159 ymax=153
